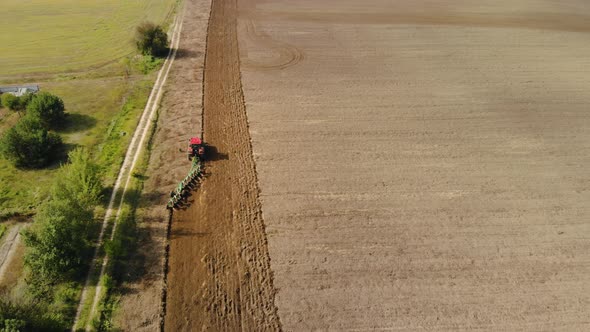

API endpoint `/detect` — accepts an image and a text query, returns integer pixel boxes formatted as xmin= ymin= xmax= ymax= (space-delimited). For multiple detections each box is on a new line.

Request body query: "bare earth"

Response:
xmin=236 ymin=0 xmax=590 ymax=330
xmin=164 ymin=0 xmax=281 ymax=330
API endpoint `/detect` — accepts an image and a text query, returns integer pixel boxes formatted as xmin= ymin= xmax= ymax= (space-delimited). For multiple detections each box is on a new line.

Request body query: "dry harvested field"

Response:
xmin=238 ymin=0 xmax=590 ymax=330
xmin=163 ymin=0 xmax=590 ymax=330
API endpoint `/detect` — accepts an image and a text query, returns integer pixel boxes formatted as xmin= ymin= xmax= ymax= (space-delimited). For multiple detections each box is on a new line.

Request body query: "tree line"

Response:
xmin=0 ymin=148 xmax=102 ymax=330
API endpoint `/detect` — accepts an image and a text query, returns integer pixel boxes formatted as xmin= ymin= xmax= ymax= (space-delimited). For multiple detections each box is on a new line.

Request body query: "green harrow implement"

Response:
xmin=167 ymin=157 xmax=203 ymax=210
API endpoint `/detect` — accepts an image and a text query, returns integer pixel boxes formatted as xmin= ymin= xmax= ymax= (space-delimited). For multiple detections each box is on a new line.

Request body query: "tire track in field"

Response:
xmin=240 ymin=19 xmax=304 ymax=71
xmin=164 ymin=0 xmax=281 ymax=330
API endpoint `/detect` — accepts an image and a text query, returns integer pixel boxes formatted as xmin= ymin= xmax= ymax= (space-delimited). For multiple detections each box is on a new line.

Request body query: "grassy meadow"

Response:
xmin=0 ymin=0 xmax=176 ymax=217
xmin=0 ymin=0 xmax=175 ymax=77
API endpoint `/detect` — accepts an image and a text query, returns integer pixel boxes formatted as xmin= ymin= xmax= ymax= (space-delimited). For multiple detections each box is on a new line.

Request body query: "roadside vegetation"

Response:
xmin=0 ymin=0 xmax=177 ymax=329
xmin=1 ymin=148 xmax=101 ymax=330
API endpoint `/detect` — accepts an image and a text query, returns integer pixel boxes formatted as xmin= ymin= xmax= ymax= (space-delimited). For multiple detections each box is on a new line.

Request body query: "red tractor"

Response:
xmin=187 ymin=137 xmax=205 ymax=161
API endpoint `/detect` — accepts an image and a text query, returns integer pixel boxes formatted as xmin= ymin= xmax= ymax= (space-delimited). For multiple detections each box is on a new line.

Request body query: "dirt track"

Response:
xmin=0 ymin=224 xmax=23 ymax=288
xmin=164 ymin=0 xmax=281 ymax=330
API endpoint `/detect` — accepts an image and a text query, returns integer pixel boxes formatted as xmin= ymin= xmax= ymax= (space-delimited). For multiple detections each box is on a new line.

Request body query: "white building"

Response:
xmin=0 ymin=85 xmax=40 ymax=97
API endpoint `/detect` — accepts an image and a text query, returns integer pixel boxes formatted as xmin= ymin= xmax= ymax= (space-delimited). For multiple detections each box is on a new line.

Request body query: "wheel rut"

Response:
xmin=164 ymin=0 xmax=281 ymax=330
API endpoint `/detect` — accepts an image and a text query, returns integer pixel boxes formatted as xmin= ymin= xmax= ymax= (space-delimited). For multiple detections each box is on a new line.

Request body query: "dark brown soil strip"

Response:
xmin=164 ymin=0 xmax=282 ymax=330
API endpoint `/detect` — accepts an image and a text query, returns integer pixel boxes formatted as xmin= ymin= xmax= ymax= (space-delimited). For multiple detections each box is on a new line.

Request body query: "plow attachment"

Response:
xmin=167 ymin=157 xmax=203 ymax=210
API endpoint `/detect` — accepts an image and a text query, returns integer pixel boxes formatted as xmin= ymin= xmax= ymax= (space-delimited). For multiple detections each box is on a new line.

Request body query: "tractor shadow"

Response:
xmin=169 ymin=228 xmax=209 ymax=240
xmin=175 ymin=48 xmax=202 ymax=59
xmin=205 ymin=144 xmax=228 ymax=161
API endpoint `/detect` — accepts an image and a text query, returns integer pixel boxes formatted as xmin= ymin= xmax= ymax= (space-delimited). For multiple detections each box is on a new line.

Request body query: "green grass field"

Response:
xmin=0 ymin=0 xmax=176 ymax=77
xmin=0 ymin=0 xmax=176 ymax=218
xmin=0 ymin=76 xmax=149 ymax=216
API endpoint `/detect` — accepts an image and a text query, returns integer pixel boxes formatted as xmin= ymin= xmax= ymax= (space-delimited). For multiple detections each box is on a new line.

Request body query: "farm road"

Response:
xmin=0 ymin=224 xmax=24 ymax=286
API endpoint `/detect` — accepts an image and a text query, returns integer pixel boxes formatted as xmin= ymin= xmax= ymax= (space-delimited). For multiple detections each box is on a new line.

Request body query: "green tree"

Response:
xmin=26 ymin=92 xmax=66 ymax=129
xmin=135 ymin=22 xmax=168 ymax=57
xmin=1 ymin=92 xmax=34 ymax=113
xmin=52 ymin=148 xmax=102 ymax=208
xmin=21 ymin=148 xmax=102 ymax=294
xmin=1 ymin=93 xmax=20 ymax=111
xmin=18 ymin=92 xmax=34 ymax=110
xmin=22 ymin=198 xmax=94 ymax=292
xmin=0 ymin=116 xmax=62 ymax=168
xmin=0 ymin=298 xmax=63 ymax=331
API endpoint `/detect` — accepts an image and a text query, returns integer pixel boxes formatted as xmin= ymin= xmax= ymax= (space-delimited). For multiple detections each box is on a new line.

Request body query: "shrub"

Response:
xmin=135 ymin=22 xmax=168 ymax=57
xmin=18 ymin=92 xmax=35 ymax=110
xmin=1 ymin=92 xmax=35 ymax=112
xmin=52 ymin=148 xmax=102 ymax=208
xmin=26 ymin=92 xmax=66 ymax=129
xmin=0 ymin=116 xmax=62 ymax=168
xmin=135 ymin=55 xmax=164 ymax=74
xmin=1 ymin=93 xmax=20 ymax=111
xmin=0 ymin=298 xmax=63 ymax=331
xmin=22 ymin=198 xmax=95 ymax=290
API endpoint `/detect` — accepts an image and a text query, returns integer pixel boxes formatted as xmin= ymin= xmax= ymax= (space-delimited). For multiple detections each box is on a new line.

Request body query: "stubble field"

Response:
xmin=237 ymin=0 xmax=590 ymax=330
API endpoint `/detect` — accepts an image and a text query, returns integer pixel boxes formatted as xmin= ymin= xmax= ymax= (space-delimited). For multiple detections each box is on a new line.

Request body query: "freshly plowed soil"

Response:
xmin=237 ymin=0 xmax=590 ymax=330
xmin=164 ymin=0 xmax=281 ymax=330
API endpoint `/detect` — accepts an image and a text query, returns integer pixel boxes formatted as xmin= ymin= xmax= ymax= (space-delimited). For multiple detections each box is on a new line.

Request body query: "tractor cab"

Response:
xmin=188 ymin=137 xmax=205 ymax=161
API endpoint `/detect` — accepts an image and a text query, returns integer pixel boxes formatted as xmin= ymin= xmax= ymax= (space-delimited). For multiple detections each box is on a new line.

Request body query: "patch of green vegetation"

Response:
xmin=0 ymin=0 xmax=176 ymax=77
xmin=0 ymin=161 xmax=54 ymax=217
xmin=0 ymin=79 xmax=125 ymax=215
xmin=22 ymin=148 xmax=102 ymax=289
xmin=135 ymin=22 xmax=170 ymax=57
xmin=93 ymin=205 xmax=137 ymax=331
xmin=0 ymin=297 xmax=65 ymax=331
xmin=131 ymin=55 xmax=165 ymax=75
xmin=0 ymin=149 xmax=102 ymax=329
xmin=0 ymin=111 xmax=63 ymax=169
xmin=97 ymin=78 xmax=155 ymax=182
xmin=91 ymin=274 xmax=117 ymax=331
xmin=0 ymin=74 xmax=159 ymax=215
xmin=59 ymin=73 xmax=158 ymax=329
xmin=0 ymin=224 xmax=7 ymax=240
xmin=91 ymin=91 xmax=162 ymax=329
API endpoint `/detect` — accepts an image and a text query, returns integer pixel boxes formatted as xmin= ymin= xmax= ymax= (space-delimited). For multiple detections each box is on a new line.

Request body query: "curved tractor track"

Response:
xmin=164 ymin=0 xmax=281 ymax=330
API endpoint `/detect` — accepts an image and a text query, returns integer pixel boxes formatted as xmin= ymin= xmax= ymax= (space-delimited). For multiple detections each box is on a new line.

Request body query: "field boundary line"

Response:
xmin=71 ymin=7 xmax=186 ymax=331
